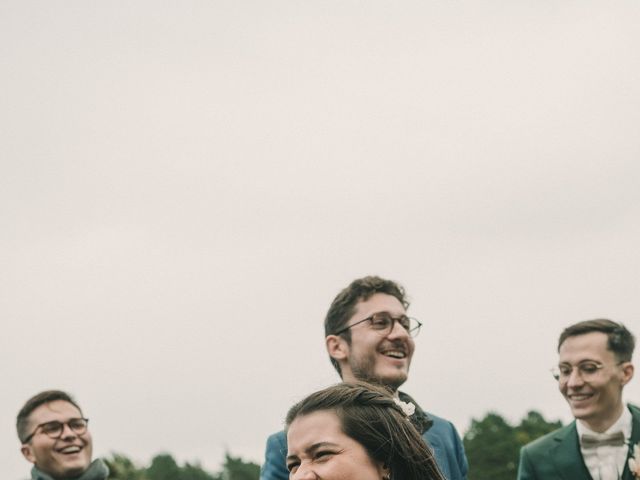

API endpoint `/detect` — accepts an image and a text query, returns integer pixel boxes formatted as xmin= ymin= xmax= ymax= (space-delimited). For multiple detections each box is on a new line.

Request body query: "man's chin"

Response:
xmin=376 ymin=371 xmax=408 ymax=391
xmin=59 ymin=460 xmax=91 ymax=478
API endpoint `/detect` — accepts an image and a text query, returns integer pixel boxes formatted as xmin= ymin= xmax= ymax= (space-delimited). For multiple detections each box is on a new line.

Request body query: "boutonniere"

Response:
xmin=394 ymin=397 xmax=416 ymax=416
xmin=629 ymin=442 xmax=640 ymax=477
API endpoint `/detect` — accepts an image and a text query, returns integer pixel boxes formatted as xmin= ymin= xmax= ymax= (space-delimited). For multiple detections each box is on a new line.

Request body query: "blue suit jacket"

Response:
xmin=261 ymin=394 xmax=468 ymax=480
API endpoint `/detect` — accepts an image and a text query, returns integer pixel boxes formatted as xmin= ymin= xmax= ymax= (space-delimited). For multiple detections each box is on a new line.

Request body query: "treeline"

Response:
xmin=105 ymin=452 xmax=259 ymax=480
xmin=105 ymin=410 xmax=562 ymax=480
xmin=463 ymin=410 xmax=563 ymax=479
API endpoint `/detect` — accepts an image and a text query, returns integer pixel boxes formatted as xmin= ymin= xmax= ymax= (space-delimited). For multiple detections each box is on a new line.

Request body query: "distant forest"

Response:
xmin=105 ymin=410 xmax=561 ymax=480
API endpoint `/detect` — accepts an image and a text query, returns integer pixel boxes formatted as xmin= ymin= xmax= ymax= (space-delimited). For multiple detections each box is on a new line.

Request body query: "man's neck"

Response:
xmin=339 ymin=373 xmax=401 ymax=396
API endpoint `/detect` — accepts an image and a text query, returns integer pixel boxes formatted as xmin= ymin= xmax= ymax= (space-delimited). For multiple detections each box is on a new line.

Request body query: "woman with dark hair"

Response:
xmin=285 ymin=382 xmax=445 ymax=480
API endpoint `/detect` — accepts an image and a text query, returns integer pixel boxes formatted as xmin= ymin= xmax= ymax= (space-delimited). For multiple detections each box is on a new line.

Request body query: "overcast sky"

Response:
xmin=2 ymin=1 xmax=640 ymax=479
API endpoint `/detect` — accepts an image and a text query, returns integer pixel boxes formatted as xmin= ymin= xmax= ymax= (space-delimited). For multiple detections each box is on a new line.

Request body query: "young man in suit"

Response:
xmin=17 ymin=390 xmax=109 ymax=480
xmin=518 ymin=319 xmax=637 ymax=480
xmin=261 ymin=276 xmax=468 ymax=480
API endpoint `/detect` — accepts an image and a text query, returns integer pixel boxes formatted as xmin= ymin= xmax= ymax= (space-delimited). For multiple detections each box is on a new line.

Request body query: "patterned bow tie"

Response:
xmin=581 ymin=431 xmax=626 ymax=448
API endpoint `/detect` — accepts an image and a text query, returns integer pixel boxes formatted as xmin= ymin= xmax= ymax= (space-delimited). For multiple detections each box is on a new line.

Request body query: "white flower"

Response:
xmin=394 ymin=398 xmax=416 ymax=416
xmin=629 ymin=442 xmax=640 ymax=477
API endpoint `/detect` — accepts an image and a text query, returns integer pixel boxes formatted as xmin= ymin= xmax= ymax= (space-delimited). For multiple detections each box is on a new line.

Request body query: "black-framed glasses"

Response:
xmin=334 ymin=312 xmax=422 ymax=338
xmin=550 ymin=361 xmax=625 ymax=383
xmin=22 ymin=418 xmax=89 ymax=444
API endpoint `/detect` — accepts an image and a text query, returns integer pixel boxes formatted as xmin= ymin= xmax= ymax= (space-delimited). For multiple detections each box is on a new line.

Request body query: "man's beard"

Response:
xmin=348 ymin=350 xmax=408 ymax=391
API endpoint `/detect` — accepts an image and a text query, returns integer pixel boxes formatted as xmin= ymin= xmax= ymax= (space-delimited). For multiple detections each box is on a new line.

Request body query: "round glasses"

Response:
xmin=334 ymin=312 xmax=422 ymax=338
xmin=23 ymin=418 xmax=89 ymax=444
xmin=550 ymin=361 xmax=624 ymax=383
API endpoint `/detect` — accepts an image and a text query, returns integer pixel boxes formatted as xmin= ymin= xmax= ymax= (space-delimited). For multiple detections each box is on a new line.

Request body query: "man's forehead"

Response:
xmin=559 ymin=332 xmax=612 ymax=359
xmin=354 ymin=293 xmax=406 ymax=316
xmin=29 ymin=400 xmax=82 ymax=425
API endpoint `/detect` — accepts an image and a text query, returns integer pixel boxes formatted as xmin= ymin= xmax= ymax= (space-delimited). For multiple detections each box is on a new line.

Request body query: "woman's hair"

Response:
xmin=285 ymin=381 xmax=444 ymax=480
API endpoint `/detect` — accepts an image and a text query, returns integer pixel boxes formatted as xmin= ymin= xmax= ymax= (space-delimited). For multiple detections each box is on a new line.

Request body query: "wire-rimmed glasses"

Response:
xmin=333 ymin=312 xmax=422 ymax=338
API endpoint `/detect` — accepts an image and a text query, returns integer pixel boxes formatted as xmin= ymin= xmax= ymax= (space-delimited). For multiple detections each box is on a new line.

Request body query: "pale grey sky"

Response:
xmin=2 ymin=1 xmax=640 ymax=479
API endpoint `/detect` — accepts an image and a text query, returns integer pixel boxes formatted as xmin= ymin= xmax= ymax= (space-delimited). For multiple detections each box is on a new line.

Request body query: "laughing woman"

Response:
xmin=285 ymin=382 xmax=446 ymax=480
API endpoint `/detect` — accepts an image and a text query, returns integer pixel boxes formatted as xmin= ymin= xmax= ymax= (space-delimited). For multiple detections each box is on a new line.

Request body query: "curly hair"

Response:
xmin=285 ymin=382 xmax=444 ymax=480
xmin=324 ymin=276 xmax=409 ymax=375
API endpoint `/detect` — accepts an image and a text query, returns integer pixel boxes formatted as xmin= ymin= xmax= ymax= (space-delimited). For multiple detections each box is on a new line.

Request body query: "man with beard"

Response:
xmin=260 ymin=276 xmax=468 ymax=480
xmin=17 ymin=390 xmax=109 ymax=480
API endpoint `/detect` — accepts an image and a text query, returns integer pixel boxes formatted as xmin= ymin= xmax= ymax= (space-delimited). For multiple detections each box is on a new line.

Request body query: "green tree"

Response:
xmin=515 ymin=410 xmax=563 ymax=446
xmin=220 ymin=453 xmax=260 ymax=480
xmin=181 ymin=462 xmax=218 ymax=480
xmin=105 ymin=450 xmax=258 ymax=480
xmin=105 ymin=452 xmax=147 ymax=480
xmin=463 ymin=410 xmax=562 ymax=480
xmin=146 ymin=453 xmax=182 ymax=480
xmin=464 ymin=412 xmax=519 ymax=480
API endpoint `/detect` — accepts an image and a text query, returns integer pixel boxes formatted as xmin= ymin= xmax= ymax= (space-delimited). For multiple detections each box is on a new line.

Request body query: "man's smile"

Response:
xmin=58 ymin=445 xmax=83 ymax=454
xmin=381 ymin=349 xmax=406 ymax=359
xmin=567 ymin=392 xmax=595 ymax=404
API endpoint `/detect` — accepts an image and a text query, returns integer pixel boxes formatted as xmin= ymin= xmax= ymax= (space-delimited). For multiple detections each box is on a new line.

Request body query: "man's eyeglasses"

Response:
xmin=22 ymin=418 xmax=89 ymax=444
xmin=550 ymin=361 xmax=624 ymax=383
xmin=333 ymin=312 xmax=422 ymax=338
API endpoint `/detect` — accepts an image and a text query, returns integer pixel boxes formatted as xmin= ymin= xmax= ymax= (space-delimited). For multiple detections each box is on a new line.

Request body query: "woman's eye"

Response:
xmin=286 ymin=463 xmax=299 ymax=473
xmin=314 ymin=451 xmax=335 ymax=460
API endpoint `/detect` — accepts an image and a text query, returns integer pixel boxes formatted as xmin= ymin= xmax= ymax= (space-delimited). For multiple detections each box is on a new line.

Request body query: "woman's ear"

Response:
xmin=379 ymin=462 xmax=391 ymax=480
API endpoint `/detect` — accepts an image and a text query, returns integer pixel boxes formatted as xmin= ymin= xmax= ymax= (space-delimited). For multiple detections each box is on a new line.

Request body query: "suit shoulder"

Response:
xmin=267 ymin=430 xmax=286 ymax=442
xmin=262 ymin=430 xmax=289 ymax=480
xmin=424 ymin=410 xmax=459 ymax=434
xmin=521 ymin=423 xmax=573 ymax=457
xmin=266 ymin=430 xmax=287 ymax=450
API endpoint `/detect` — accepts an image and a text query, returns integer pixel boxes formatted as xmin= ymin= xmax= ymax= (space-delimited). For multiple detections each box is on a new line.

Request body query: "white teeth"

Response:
xmin=60 ymin=446 xmax=81 ymax=453
xmin=383 ymin=350 xmax=406 ymax=358
xmin=570 ymin=395 xmax=591 ymax=400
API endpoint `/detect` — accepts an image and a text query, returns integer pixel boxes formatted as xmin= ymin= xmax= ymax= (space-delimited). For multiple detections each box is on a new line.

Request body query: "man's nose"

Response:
xmin=565 ymin=367 xmax=584 ymax=388
xmin=59 ymin=423 xmax=77 ymax=439
xmin=387 ymin=319 xmax=410 ymax=339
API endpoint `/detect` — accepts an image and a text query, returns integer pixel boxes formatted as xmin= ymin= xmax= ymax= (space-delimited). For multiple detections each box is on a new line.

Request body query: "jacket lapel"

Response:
xmin=622 ymin=404 xmax=640 ymax=480
xmin=551 ymin=422 xmax=593 ymax=480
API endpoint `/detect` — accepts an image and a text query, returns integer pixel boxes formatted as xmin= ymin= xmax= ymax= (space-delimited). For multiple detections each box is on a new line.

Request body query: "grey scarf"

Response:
xmin=31 ymin=459 xmax=109 ymax=480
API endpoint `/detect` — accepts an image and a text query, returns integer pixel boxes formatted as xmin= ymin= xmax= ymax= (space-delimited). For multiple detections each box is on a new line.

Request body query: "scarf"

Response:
xmin=31 ymin=458 xmax=109 ymax=480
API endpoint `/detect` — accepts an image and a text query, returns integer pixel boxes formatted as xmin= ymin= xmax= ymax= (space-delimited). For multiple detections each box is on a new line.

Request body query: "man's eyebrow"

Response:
xmin=559 ymin=359 xmax=601 ymax=365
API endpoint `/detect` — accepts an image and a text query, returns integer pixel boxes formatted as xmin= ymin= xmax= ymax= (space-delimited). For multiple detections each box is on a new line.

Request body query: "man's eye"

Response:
xmin=580 ymin=364 xmax=599 ymax=374
xmin=370 ymin=315 xmax=392 ymax=328
xmin=558 ymin=366 xmax=572 ymax=376
xmin=41 ymin=422 xmax=62 ymax=434
xmin=68 ymin=419 xmax=86 ymax=429
xmin=286 ymin=462 xmax=299 ymax=473
xmin=398 ymin=316 xmax=411 ymax=329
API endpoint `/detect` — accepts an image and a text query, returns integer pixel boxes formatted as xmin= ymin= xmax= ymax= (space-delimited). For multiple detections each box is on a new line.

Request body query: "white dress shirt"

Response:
xmin=577 ymin=406 xmax=632 ymax=480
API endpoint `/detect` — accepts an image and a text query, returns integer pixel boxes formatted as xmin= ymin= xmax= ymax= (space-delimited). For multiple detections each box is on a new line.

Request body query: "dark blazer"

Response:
xmin=517 ymin=404 xmax=640 ymax=480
